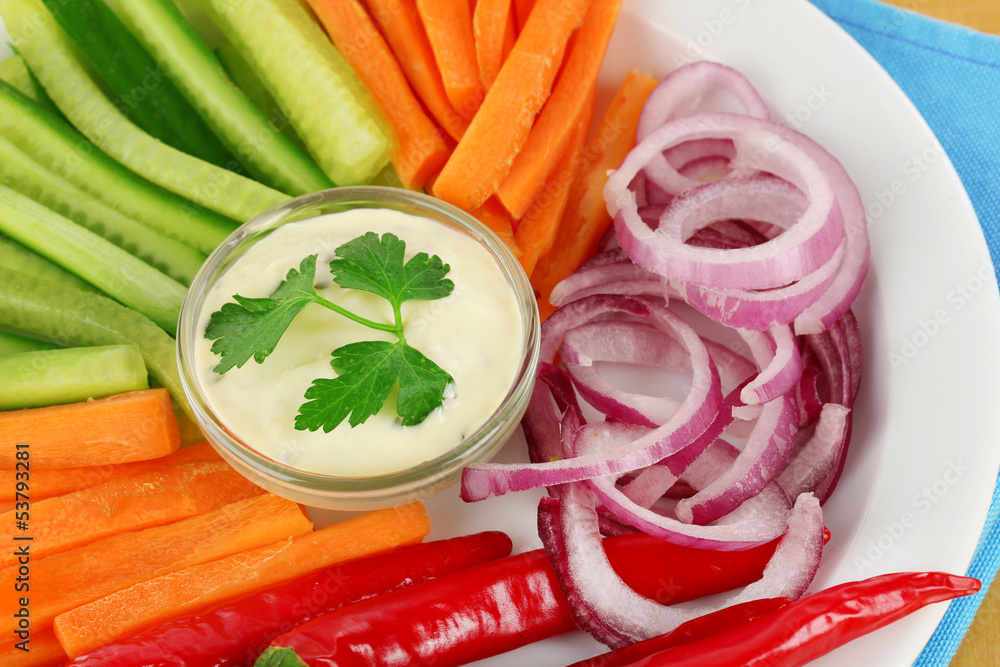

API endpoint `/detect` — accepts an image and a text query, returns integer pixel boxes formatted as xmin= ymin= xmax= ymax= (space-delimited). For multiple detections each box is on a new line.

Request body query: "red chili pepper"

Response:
xmin=567 ymin=597 xmax=793 ymax=667
xmin=613 ymin=571 xmax=981 ymax=667
xmin=256 ymin=532 xmax=786 ymax=667
xmin=64 ymin=531 xmax=514 ymax=667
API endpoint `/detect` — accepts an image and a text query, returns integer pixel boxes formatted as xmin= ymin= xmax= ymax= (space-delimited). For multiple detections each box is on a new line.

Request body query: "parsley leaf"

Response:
xmin=204 ymin=232 xmax=456 ymax=431
xmin=205 ymin=255 xmax=319 ymax=374
xmin=296 ymin=339 xmax=454 ymax=430
xmin=329 ymin=232 xmax=454 ymax=306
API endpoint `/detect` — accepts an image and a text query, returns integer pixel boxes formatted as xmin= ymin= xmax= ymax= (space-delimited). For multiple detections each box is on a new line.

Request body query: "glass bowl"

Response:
xmin=177 ymin=186 xmax=540 ymax=511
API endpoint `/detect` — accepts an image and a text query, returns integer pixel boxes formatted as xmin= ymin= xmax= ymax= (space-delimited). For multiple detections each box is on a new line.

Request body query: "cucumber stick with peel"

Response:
xmin=0 ymin=135 xmax=206 ymax=285
xmin=216 ymin=42 xmax=309 ymax=154
xmin=0 ymin=54 xmax=62 ymax=117
xmin=0 ymin=185 xmax=187 ymax=334
xmin=109 ymin=0 xmax=333 ymax=195
xmin=0 ymin=0 xmax=289 ymax=222
xmin=0 ymin=266 xmax=190 ymax=420
xmin=0 ymin=81 xmax=236 ymax=255
xmin=39 ymin=0 xmax=240 ymax=171
xmin=0 ymin=344 xmax=149 ymax=409
xmin=0 ymin=330 xmax=60 ymax=354
xmin=200 ymin=0 xmax=397 ymax=186
xmin=0 ymin=235 xmax=98 ymax=294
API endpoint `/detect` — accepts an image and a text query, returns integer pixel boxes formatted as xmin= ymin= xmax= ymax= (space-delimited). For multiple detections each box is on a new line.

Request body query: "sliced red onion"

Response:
xmin=464 ymin=64 xmax=865 ymax=651
xmin=637 ymin=61 xmax=770 ymax=145
xmin=687 ymin=218 xmax=770 ymax=250
xmin=548 ymin=257 xmax=661 ymax=311
xmin=674 ymin=391 xmax=799 ymax=525
xmin=539 ymin=294 xmax=651 ymax=363
xmin=814 ymin=410 xmax=854 ymax=504
xmin=777 ymin=403 xmax=851 ymax=500
xmin=610 ymin=147 xmax=843 ymax=291
xmin=836 ymin=309 xmax=864 ymax=403
xmin=537 ymin=492 xmax=634 ymax=648
xmin=740 ymin=326 xmax=804 ymax=406
xmin=620 ymin=384 xmax=743 ymax=508
xmin=563 ymin=320 xmax=694 ymax=427
xmin=460 ymin=300 xmax=723 ymax=502
xmin=671 ymin=236 xmax=846 ymax=331
xmin=796 ymin=352 xmax=826 ymax=427
xmin=666 ymin=138 xmax=738 ymax=169
xmin=538 ymin=483 xmax=823 ymax=647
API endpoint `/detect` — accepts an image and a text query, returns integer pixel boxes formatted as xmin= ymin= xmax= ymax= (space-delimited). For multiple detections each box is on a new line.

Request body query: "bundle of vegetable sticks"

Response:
xmin=0 ymin=392 xmax=432 ymax=665
xmin=0 ymin=0 xmax=643 ymax=428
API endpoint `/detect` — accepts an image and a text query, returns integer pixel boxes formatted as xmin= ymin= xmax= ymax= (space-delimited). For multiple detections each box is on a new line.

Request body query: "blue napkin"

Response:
xmin=808 ymin=0 xmax=1000 ymax=663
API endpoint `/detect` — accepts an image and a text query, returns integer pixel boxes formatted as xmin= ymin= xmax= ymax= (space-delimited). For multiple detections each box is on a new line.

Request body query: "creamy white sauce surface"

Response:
xmin=194 ymin=208 xmax=523 ymax=476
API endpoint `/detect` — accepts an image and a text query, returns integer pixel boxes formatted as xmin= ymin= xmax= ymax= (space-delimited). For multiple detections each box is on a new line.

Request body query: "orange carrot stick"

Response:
xmin=531 ymin=69 xmax=658 ymax=319
xmin=0 ymin=441 xmax=221 ymax=503
xmin=501 ymin=1 xmax=517 ymax=60
xmin=0 ymin=493 xmax=311 ymax=635
xmin=471 ymin=196 xmax=521 ymax=257
xmin=513 ymin=0 xmax=536 ymax=31
xmin=306 ymin=0 xmax=450 ymax=190
xmin=366 ymin=0 xmax=469 ymax=141
xmin=0 ymin=388 xmax=180 ymax=468
xmin=497 ymin=0 xmax=623 ymax=219
xmin=0 ymin=628 xmax=65 ymax=667
xmin=431 ymin=0 xmax=592 ymax=212
xmin=514 ymin=90 xmax=594 ymax=276
xmin=54 ymin=502 xmax=430 ymax=657
xmin=416 ymin=0 xmax=483 ymax=115
xmin=0 ymin=461 xmax=263 ymax=567
xmin=473 ymin=0 xmax=512 ymax=89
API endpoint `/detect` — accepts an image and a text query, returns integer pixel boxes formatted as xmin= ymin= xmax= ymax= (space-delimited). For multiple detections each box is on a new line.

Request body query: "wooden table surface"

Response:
xmin=875 ymin=2 xmax=999 ymax=665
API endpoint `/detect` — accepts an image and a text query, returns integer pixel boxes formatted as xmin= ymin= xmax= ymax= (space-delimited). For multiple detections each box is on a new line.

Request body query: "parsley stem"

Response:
xmin=312 ymin=294 xmax=402 ymax=335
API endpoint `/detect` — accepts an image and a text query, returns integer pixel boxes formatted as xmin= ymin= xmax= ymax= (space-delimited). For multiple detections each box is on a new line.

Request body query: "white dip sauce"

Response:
xmin=193 ymin=208 xmax=524 ymax=476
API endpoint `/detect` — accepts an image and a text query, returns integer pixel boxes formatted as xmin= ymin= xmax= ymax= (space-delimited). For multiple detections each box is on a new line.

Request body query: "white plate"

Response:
xmin=3 ymin=1 xmax=1000 ymax=665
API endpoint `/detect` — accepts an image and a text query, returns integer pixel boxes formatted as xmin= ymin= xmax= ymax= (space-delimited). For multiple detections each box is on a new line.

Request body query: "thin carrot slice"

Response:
xmin=416 ymin=0 xmax=482 ymax=115
xmin=0 ymin=388 xmax=179 ymax=468
xmin=471 ymin=196 xmax=521 ymax=257
xmin=54 ymin=502 xmax=430 ymax=657
xmin=0 ymin=461 xmax=264 ymax=567
xmin=366 ymin=0 xmax=469 ymax=141
xmin=531 ymin=69 xmax=658 ymax=319
xmin=306 ymin=0 xmax=450 ymax=190
xmin=431 ymin=0 xmax=592 ymax=212
xmin=514 ymin=90 xmax=594 ymax=276
xmin=0 ymin=493 xmax=311 ymax=635
xmin=0 ymin=441 xmax=221 ymax=503
xmin=497 ymin=0 xmax=623 ymax=219
xmin=0 ymin=628 xmax=65 ymax=666
xmin=513 ymin=0 xmax=536 ymax=31
xmin=473 ymin=0 xmax=512 ymax=89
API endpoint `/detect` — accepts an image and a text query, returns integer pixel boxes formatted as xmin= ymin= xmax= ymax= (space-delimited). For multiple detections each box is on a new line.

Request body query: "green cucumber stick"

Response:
xmin=0 ymin=329 xmax=60 ymax=354
xmin=0 ymin=0 xmax=290 ymax=222
xmin=0 ymin=80 xmax=237 ymax=254
xmin=0 ymin=235 xmax=98 ymax=293
xmin=39 ymin=0 xmax=240 ymax=171
xmin=0 ymin=136 xmax=207 ymax=285
xmin=0 ymin=265 xmax=189 ymax=419
xmin=110 ymin=0 xmax=333 ymax=195
xmin=0 ymin=185 xmax=187 ymax=334
xmin=0 ymin=344 xmax=149 ymax=409
xmin=0 ymin=53 xmax=61 ymax=116
xmin=215 ymin=42 xmax=308 ymax=153
xmin=200 ymin=0 xmax=396 ymax=186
